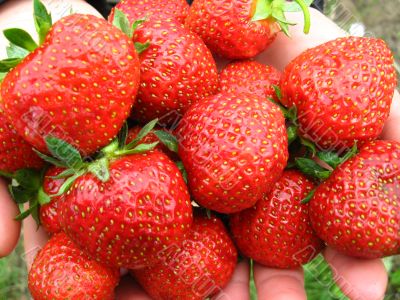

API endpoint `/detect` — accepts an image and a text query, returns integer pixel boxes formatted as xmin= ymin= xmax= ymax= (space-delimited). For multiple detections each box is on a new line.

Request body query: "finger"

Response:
xmin=115 ymin=275 xmax=152 ymax=300
xmin=254 ymin=264 xmax=306 ymax=300
xmin=0 ymin=179 xmax=21 ymax=257
xmin=256 ymin=8 xmax=346 ymax=71
xmin=23 ymin=213 xmax=49 ymax=270
xmin=381 ymin=90 xmax=400 ymax=141
xmin=214 ymin=260 xmax=250 ymax=300
xmin=323 ymin=247 xmax=388 ymax=300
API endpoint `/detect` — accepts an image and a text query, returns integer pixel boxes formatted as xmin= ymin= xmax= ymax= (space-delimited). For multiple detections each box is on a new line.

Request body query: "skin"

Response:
xmin=0 ymin=3 xmax=397 ymax=299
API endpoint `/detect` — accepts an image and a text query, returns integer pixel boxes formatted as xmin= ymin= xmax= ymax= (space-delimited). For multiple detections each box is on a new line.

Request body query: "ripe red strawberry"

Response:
xmin=230 ymin=170 xmax=323 ymax=268
xmin=0 ymin=109 xmax=42 ymax=173
xmin=132 ymin=213 xmax=237 ymax=300
xmin=176 ymin=92 xmax=288 ymax=213
xmin=28 ymin=232 xmax=119 ymax=300
xmin=310 ymin=140 xmax=400 ymax=259
xmin=131 ymin=17 xmax=219 ymax=125
xmin=109 ymin=0 xmax=189 ymax=24
xmin=59 ymin=150 xmax=193 ymax=269
xmin=220 ymin=60 xmax=281 ymax=100
xmin=39 ymin=167 xmax=66 ymax=234
xmin=185 ymin=0 xmax=310 ymax=59
xmin=1 ymin=14 xmax=140 ymax=155
xmin=281 ymin=37 xmax=397 ymax=151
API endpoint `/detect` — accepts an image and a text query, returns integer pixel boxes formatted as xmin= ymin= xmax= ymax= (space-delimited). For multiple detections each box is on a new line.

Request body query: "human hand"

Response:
xmin=0 ymin=3 xmax=397 ymax=300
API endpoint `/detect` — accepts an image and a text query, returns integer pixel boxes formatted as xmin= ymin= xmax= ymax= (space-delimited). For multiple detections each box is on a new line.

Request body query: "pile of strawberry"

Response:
xmin=0 ymin=0 xmax=398 ymax=299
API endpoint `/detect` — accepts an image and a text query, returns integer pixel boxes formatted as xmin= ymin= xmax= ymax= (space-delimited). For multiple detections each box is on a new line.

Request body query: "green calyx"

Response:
xmin=0 ymin=0 xmax=52 ymax=82
xmin=252 ymin=0 xmax=312 ymax=36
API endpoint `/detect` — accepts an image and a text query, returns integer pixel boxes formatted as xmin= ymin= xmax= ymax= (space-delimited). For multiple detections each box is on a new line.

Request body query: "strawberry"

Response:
xmin=176 ymin=92 xmax=288 ymax=213
xmin=1 ymin=13 xmax=140 ymax=156
xmin=185 ymin=0 xmax=311 ymax=59
xmin=109 ymin=0 xmax=189 ymax=24
xmin=220 ymin=60 xmax=281 ymax=101
xmin=0 ymin=108 xmax=42 ymax=173
xmin=39 ymin=167 xmax=66 ymax=234
xmin=132 ymin=213 xmax=237 ymax=300
xmin=59 ymin=150 xmax=193 ymax=269
xmin=28 ymin=232 xmax=120 ymax=300
xmin=131 ymin=17 xmax=219 ymax=125
xmin=230 ymin=170 xmax=323 ymax=268
xmin=280 ymin=37 xmax=397 ymax=151
xmin=309 ymin=140 xmax=400 ymax=259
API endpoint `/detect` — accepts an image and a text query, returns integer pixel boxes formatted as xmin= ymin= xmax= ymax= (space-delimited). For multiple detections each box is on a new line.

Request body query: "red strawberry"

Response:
xmin=59 ymin=150 xmax=193 ymax=269
xmin=39 ymin=167 xmax=66 ymax=234
xmin=0 ymin=108 xmax=42 ymax=173
xmin=28 ymin=232 xmax=119 ymax=300
xmin=132 ymin=213 xmax=237 ymax=300
xmin=109 ymin=0 xmax=189 ymax=24
xmin=176 ymin=92 xmax=288 ymax=213
xmin=230 ymin=170 xmax=323 ymax=268
xmin=185 ymin=0 xmax=310 ymax=59
xmin=131 ymin=17 xmax=219 ymax=125
xmin=281 ymin=37 xmax=397 ymax=151
xmin=310 ymin=140 xmax=400 ymax=259
xmin=1 ymin=14 xmax=140 ymax=155
xmin=127 ymin=126 xmax=178 ymax=160
xmin=220 ymin=60 xmax=281 ymax=100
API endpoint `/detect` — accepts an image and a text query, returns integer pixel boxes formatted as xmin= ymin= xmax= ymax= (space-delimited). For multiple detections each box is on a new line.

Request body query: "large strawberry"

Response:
xmin=309 ymin=140 xmax=400 ymax=259
xmin=185 ymin=0 xmax=311 ymax=59
xmin=131 ymin=17 xmax=219 ymax=125
xmin=132 ymin=213 xmax=237 ymax=300
xmin=0 ymin=108 xmax=42 ymax=173
xmin=281 ymin=37 xmax=397 ymax=151
xmin=230 ymin=170 xmax=323 ymax=268
xmin=1 ymin=11 xmax=140 ymax=156
xmin=109 ymin=0 xmax=189 ymax=24
xmin=176 ymin=92 xmax=288 ymax=213
xmin=39 ymin=167 xmax=66 ymax=234
xmin=220 ymin=60 xmax=281 ymax=100
xmin=28 ymin=232 xmax=119 ymax=300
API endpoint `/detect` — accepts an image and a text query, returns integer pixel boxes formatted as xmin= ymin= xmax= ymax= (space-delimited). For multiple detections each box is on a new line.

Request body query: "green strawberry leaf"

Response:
xmin=301 ymin=188 xmax=316 ymax=204
xmin=317 ymin=151 xmax=341 ymax=169
xmin=8 ymin=185 xmax=34 ymax=204
xmin=0 ymin=170 xmax=14 ymax=179
xmin=3 ymin=28 xmax=38 ymax=52
xmin=132 ymin=19 xmax=146 ymax=32
xmin=52 ymin=170 xmax=84 ymax=197
xmin=126 ymin=118 xmax=159 ymax=149
xmin=300 ymin=137 xmax=317 ymax=156
xmin=37 ymin=186 xmax=51 ymax=205
xmin=154 ymin=130 xmax=178 ymax=153
xmin=6 ymin=43 xmax=30 ymax=59
xmin=33 ymin=0 xmax=52 ymax=45
xmin=118 ymin=122 xmax=129 ymax=148
xmin=45 ymin=136 xmax=83 ymax=169
xmin=272 ymin=84 xmax=282 ymax=101
xmin=135 ymin=42 xmax=150 ymax=54
xmin=0 ymin=58 xmax=22 ymax=73
xmin=14 ymin=169 xmax=41 ymax=191
xmin=295 ymin=158 xmax=331 ymax=180
xmin=15 ymin=202 xmax=38 ymax=221
xmin=118 ymin=142 xmax=159 ymax=156
xmin=286 ymin=106 xmax=297 ymax=122
xmin=33 ymin=149 xmax=68 ymax=168
xmin=340 ymin=142 xmax=358 ymax=165
xmin=287 ymin=125 xmax=298 ymax=145
xmin=175 ymin=161 xmax=188 ymax=184
xmin=50 ymin=168 xmax=76 ymax=179
xmin=113 ymin=8 xmax=133 ymax=38
xmin=88 ymin=158 xmax=110 ymax=183
xmin=0 ymin=72 xmax=6 ymax=82
xmin=284 ymin=0 xmax=313 ymax=12
xmin=252 ymin=0 xmax=272 ymax=22
xmin=206 ymin=209 xmax=212 ymax=219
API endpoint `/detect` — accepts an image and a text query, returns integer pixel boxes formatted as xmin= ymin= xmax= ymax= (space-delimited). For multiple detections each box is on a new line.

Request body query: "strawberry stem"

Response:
xmin=292 ymin=0 xmax=311 ymax=33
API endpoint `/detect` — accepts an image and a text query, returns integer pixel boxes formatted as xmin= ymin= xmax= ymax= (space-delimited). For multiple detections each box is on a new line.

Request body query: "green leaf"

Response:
xmin=135 ymin=42 xmax=150 ymax=54
xmin=15 ymin=202 xmax=38 ymax=221
xmin=6 ymin=43 xmax=30 ymax=59
xmin=300 ymin=137 xmax=317 ymax=156
xmin=112 ymin=8 xmax=133 ymax=38
xmin=154 ymin=130 xmax=178 ymax=153
xmin=295 ymin=158 xmax=331 ymax=180
xmin=118 ymin=122 xmax=129 ymax=148
xmin=283 ymin=0 xmax=311 ymax=34
xmin=126 ymin=119 xmax=159 ymax=149
xmin=301 ymin=188 xmax=316 ymax=204
xmin=340 ymin=142 xmax=358 ymax=165
xmin=45 ymin=136 xmax=83 ymax=169
xmin=37 ymin=186 xmax=51 ymax=205
xmin=52 ymin=170 xmax=84 ymax=197
xmin=175 ymin=161 xmax=188 ymax=184
xmin=0 ymin=72 xmax=6 ymax=82
xmin=0 ymin=58 xmax=22 ymax=72
xmin=284 ymin=0 xmax=313 ymax=12
xmin=14 ymin=168 xmax=41 ymax=191
xmin=287 ymin=125 xmax=298 ymax=145
xmin=206 ymin=209 xmax=212 ymax=219
xmin=3 ymin=28 xmax=38 ymax=52
xmin=33 ymin=149 xmax=68 ymax=168
xmin=88 ymin=158 xmax=110 ymax=183
xmin=272 ymin=84 xmax=282 ymax=101
xmin=0 ymin=170 xmax=14 ymax=179
xmin=50 ymin=168 xmax=76 ymax=179
xmin=317 ymin=151 xmax=341 ymax=169
xmin=132 ymin=142 xmax=159 ymax=153
xmin=286 ymin=106 xmax=297 ymax=122
xmin=132 ymin=19 xmax=146 ymax=32
xmin=33 ymin=0 xmax=52 ymax=45
xmin=252 ymin=0 xmax=272 ymax=22
xmin=9 ymin=185 xmax=34 ymax=204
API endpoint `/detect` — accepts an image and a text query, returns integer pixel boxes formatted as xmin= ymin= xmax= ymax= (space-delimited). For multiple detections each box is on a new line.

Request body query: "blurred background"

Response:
xmin=0 ymin=0 xmax=399 ymax=299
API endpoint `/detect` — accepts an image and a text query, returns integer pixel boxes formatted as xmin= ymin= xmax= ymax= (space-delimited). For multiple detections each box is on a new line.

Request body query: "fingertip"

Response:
xmin=0 ymin=179 xmax=21 ymax=258
xmin=324 ymin=248 xmax=388 ymax=300
xmin=215 ymin=260 xmax=250 ymax=300
xmin=253 ymin=264 xmax=306 ymax=300
xmin=23 ymin=215 xmax=49 ymax=270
